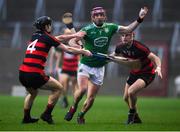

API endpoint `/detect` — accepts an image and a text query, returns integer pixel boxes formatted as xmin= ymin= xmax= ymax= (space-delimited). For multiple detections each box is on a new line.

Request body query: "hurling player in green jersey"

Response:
xmin=64 ymin=6 xmax=148 ymax=124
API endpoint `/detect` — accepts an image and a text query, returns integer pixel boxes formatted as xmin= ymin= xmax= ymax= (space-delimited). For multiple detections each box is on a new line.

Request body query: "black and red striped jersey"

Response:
xmin=61 ymin=51 xmax=79 ymax=72
xmin=115 ymin=40 xmax=155 ymax=74
xmin=19 ymin=31 xmax=61 ymax=74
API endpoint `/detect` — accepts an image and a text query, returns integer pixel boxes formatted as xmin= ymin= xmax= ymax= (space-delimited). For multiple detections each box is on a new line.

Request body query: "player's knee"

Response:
xmin=52 ymin=85 xmax=63 ymax=96
xmin=56 ymin=83 xmax=64 ymax=92
xmin=123 ymin=95 xmax=128 ymax=102
xmin=28 ymin=88 xmax=38 ymax=97
xmin=128 ymin=89 xmax=135 ymax=97
xmin=29 ymin=93 xmax=37 ymax=99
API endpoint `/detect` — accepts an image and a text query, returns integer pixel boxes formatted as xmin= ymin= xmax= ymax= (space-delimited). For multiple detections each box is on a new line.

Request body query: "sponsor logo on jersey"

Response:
xmin=94 ymin=37 xmax=108 ymax=47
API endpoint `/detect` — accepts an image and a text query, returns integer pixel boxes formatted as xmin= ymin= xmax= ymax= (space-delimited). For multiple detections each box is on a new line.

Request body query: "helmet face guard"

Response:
xmin=33 ymin=16 xmax=52 ymax=31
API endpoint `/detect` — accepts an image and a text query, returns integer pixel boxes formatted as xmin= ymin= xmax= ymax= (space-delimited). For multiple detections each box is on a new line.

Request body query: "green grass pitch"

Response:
xmin=0 ymin=95 xmax=180 ymax=131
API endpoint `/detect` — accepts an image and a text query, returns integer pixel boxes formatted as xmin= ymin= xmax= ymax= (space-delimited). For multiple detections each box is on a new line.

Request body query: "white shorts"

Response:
xmin=78 ymin=63 xmax=105 ymax=86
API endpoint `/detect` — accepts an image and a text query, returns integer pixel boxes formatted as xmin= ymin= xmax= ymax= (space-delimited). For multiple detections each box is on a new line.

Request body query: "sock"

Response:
xmin=129 ymin=109 xmax=136 ymax=114
xmin=78 ymin=111 xmax=85 ymax=118
xmin=44 ymin=104 xmax=55 ymax=115
xmin=69 ymin=106 xmax=76 ymax=113
xmin=24 ymin=108 xmax=31 ymax=119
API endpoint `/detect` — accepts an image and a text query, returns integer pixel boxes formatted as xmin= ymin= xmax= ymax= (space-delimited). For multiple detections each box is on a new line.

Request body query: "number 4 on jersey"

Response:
xmin=27 ymin=39 xmax=38 ymax=53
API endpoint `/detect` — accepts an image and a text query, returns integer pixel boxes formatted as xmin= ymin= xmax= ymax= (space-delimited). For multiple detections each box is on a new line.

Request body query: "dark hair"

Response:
xmin=33 ymin=16 xmax=52 ymax=31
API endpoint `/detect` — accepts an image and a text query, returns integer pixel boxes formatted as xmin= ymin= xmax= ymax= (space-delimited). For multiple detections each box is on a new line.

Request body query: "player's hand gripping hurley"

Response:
xmin=92 ymin=52 xmax=128 ymax=62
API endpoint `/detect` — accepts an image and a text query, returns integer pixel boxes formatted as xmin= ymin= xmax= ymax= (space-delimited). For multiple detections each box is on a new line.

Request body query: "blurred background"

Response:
xmin=0 ymin=0 xmax=180 ymax=97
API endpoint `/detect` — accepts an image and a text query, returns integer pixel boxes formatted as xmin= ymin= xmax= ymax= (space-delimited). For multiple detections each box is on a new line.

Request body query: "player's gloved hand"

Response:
xmin=139 ymin=6 xmax=148 ymax=19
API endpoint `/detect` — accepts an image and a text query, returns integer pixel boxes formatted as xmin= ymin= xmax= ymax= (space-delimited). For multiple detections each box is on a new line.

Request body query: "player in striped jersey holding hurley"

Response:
xmin=109 ymin=32 xmax=162 ymax=124
xmin=19 ymin=16 xmax=92 ymax=124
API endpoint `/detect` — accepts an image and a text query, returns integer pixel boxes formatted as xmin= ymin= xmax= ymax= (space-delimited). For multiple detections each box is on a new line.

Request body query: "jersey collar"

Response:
xmin=92 ymin=22 xmax=106 ymax=28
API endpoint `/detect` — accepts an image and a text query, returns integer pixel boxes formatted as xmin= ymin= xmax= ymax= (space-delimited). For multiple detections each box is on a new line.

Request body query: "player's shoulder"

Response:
xmin=82 ymin=23 xmax=94 ymax=31
xmin=104 ymin=22 xmax=118 ymax=27
xmin=134 ymin=40 xmax=146 ymax=46
xmin=116 ymin=44 xmax=124 ymax=49
xmin=133 ymin=40 xmax=149 ymax=51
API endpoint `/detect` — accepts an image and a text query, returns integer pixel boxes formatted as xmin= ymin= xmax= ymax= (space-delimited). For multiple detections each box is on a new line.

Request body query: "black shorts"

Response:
xmin=127 ymin=73 xmax=155 ymax=86
xmin=61 ymin=70 xmax=77 ymax=77
xmin=19 ymin=71 xmax=49 ymax=89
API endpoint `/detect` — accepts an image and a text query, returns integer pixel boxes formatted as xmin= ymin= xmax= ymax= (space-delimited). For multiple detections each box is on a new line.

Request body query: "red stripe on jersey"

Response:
xmin=23 ymin=58 xmax=45 ymax=66
xmin=63 ymin=58 xmax=78 ymax=61
xmin=19 ymin=64 xmax=44 ymax=74
xmin=63 ymin=61 xmax=78 ymax=67
xmin=129 ymin=41 xmax=154 ymax=74
xmin=131 ymin=69 xmax=155 ymax=74
xmin=62 ymin=67 xmax=78 ymax=71
xmin=61 ymin=53 xmax=79 ymax=72
xmin=131 ymin=62 xmax=155 ymax=74
xmin=35 ymin=42 xmax=46 ymax=48
xmin=134 ymin=41 xmax=150 ymax=56
xmin=26 ymin=50 xmax=48 ymax=58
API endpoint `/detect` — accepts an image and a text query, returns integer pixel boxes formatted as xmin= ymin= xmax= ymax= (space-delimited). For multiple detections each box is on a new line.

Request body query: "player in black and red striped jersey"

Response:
xmin=110 ymin=32 xmax=162 ymax=124
xmin=19 ymin=16 xmax=92 ymax=124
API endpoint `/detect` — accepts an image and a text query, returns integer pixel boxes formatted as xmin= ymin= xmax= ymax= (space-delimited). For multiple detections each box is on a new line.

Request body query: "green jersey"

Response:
xmin=80 ymin=22 xmax=119 ymax=67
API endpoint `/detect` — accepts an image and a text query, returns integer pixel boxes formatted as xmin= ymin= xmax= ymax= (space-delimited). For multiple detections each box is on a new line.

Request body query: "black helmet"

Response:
xmin=33 ymin=16 xmax=52 ymax=31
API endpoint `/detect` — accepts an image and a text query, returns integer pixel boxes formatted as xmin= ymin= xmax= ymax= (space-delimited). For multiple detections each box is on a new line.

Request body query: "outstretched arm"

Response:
xmin=55 ymin=31 xmax=85 ymax=41
xmin=109 ymin=53 xmax=141 ymax=69
xmin=57 ymin=43 xmax=92 ymax=56
xmin=148 ymin=52 xmax=162 ymax=78
xmin=118 ymin=7 xmax=148 ymax=34
xmin=68 ymin=38 xmax=83 ymax=49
